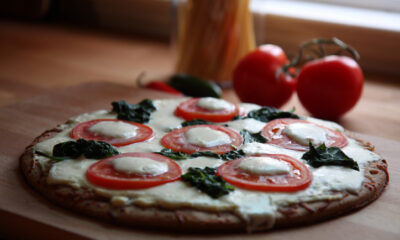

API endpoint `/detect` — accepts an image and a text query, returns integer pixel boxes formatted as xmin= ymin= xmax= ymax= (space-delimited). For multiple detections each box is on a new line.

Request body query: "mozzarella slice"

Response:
xmin=89 ymin=121 xmax=138 ymax=139
xmin=283 ymin=123 xmax=328 ymax=146
xmin=111 ymin=157 xmax=168 ymax=175
xmin=197 ymin=97 xmax=235 ymax=111
xmin=185 ymin=127 xmax=232 ymax=147
xmin=237 ymin=156 xmax=291 ymax=175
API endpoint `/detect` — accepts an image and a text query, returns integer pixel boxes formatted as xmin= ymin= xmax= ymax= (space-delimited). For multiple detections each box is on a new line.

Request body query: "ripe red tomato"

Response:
xmin=233 ymin=44 xmax=296 ymax=108
xmin=296 ymin=56 xmax=363 ymax=119
xmin=217 ymin=154 xmax=312 ymax=192
xmin=86 ymin=152 xmax=182 ymax=190
xmin=175 ymin=98 xmax=239 ymax=122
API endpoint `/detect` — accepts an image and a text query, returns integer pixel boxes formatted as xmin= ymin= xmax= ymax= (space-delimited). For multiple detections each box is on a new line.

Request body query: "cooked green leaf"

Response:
xmin=35 ymin=151 xmax=70 ymax=162
xmin=240 ymin=130 xmax=267 ymax=144
xmin=154 ymin=148 xmax=190 ymax=160
xmin=220 ymin=149 xmax=245 ymax=161
xmin=111 ymin=99 xmax=156 ymax=123
xmin=191 ymin=151 xmax=220 ymax=158
xmin=302 ymin=143 xmax=359 ymax=171
xmin=181 ymin=167 xmax=234 ymax=198
xmin=51 ymin=139 xmax=119 ymax=160
xmin=245 ymin=107 xmax=299 ymax=123
xmin=181 ymin=119 xmax=212 ymax=127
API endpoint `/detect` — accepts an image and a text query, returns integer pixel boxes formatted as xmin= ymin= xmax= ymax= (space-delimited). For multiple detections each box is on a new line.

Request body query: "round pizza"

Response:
xmin=20 ymin=97 xmax=388 ymax=232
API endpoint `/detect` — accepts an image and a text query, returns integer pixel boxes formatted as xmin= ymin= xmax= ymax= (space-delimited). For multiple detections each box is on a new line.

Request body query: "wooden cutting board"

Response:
xmin=0 ymin=82 xmax=399 ymax=240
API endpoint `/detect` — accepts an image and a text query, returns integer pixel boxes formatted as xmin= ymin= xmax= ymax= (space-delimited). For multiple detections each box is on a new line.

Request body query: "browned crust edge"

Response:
xmin=20 ymin=128 xmax=389 ymax=232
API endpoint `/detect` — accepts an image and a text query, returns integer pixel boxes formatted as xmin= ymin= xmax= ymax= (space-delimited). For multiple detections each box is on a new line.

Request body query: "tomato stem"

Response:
xmin=277 ymin=38 xmax=360 ymax=79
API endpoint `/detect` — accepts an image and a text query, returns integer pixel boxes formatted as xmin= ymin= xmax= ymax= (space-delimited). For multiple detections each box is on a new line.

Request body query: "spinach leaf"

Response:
xmin=191 ymin=151 xmax=220 ymax=159
xmin=220 ymin=149 xmax=245 ymax=161
xmin=154 ymin=148 xmax=190 ymax=160
xmin=302 ymin=143 xmax=359 ymax=171
xmin=181 ymin=167 xmax=234 ymax=198
xmin=35 ymin=151 xmax=70 ymax=162
xmin=181 ymin=119 xmax=213 ymax=127
xmin=245 ymin=107 xmax=299 ymax=123
xmin=240 ymin=130 xmax=267 ymax=144
xmin=112 ymin=99 xmax=156 ymax=123
xmin=52 ymin=139 xmax=119 ymax=160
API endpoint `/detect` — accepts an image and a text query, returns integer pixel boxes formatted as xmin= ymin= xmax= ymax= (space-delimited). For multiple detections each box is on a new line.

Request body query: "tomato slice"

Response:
xmin=261 ymin=118 xmax=348 ymax=151
xmin=86 ymin=152 xmax=182 ymax=190
xmin=217 ymin=154 xmax=312 ymax=192
xmin=175 ymin=98 xmax=239 ymax=122
xmin=161 ymin=124 xmax=242 ymax=154
xmin=71 ymin=119 xmax=154 ymax=147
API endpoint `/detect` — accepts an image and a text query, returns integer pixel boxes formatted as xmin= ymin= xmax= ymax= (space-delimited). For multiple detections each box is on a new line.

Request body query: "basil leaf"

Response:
xmin=35 ymin=151 xmax=70 ymax=162
xmin=220 ymin=149 xmax=245 ymax=161
xmin=245 ymin=107 xmax=299 ymax=123
xmin=181 ymin=119 xmax=213 ymax=127
xmin=52 ymin=139 xmax=119 ymax=160
xmin=112 ymin=99 xmax=156 ymax=123
xmin=181 ymin=167 xmax=234 ymax=198
xmin=77 ymin=139 xmax=119 ymax=159
xmin=240 ymin=130 xmax=267 ymax=144
xmin=154 ymin=149 xmax=190 ymax=160
xmin=302 ymin=143 xmax=359 ymax=171
xmin=191 ymin=151 xmax=220 ymax=159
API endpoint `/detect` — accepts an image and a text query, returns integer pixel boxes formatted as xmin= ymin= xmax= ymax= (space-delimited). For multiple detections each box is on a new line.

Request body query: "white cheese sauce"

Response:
xmin=196 ymin=97 xmax=235 ymax=111
xmin=283 ymin=122 xmax=329 ymax=146
xmin=185 ymin=126 xmax=232 ymax=147
xmin=238 ymin=156 xmax=292 ymax=175
xmin=111 ymin=157 xmax=168 ymax=175
xmin=37 ymin=98 xmax=382 ymax=231
xmin=89 ymin=121 xmax=138 ymax=139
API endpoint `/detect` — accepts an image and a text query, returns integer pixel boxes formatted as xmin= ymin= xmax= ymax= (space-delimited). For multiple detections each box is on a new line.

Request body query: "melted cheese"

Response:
xmin=196 ymin=97 xmax=234 ymax=111
xmin=89 ymin=121 xmax=138 ymax=139
xmin=228 ymin=118 xmax=266 ymax=134
xmin=185 ymin=127 xmax=232 ymax=147
xmin=283 ymin=123 xmax=328 ymax=146
xmin=238 ymin=156 xmax=291 ymax=175
xmin=38 ymin=98 xmax=383 ymax=232
xmin=111 ymin=157 xmax=168 ymax=175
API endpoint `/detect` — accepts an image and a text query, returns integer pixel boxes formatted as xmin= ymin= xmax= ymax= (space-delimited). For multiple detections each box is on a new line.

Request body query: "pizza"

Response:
xmin=20 ymin=97 xmax=388 ymax=232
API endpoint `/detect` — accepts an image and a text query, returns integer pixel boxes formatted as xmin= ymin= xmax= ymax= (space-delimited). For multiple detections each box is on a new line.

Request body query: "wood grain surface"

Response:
xmin=0 ymin=82 xmax=399 ymax=240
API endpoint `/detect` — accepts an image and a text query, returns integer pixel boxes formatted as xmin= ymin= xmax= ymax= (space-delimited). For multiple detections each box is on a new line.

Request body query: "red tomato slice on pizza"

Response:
xmin=217 ymin=154 xmax=312 ymax=192
xmin=175 ymin=98 xmax=240 ymax=122
xmin=261 ymin=118 xmax=347 ymax=151
xmin=71 ymin=119 xmax=154 ymax=147
xmin=161 ymin=124 xmax=242 ymax=154
xmin=86 ymin=152 xmax=182 ymax=189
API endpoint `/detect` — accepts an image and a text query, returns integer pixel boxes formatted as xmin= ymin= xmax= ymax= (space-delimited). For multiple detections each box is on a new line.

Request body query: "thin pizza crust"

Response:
xmin=20 ymin=128 xmax=388 ymax=232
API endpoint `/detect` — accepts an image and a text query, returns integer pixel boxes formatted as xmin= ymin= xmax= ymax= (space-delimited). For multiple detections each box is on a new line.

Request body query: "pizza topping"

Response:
xmin=196 ymin=97 xmax=235 ymax=111
xmin=217 ymin=154 xmax=312 ymax=192
xmin=240 ymin=130 xmax=267 ymax=144
xmin=86 ymin=152 xmax=182 ymax=189
xmin=302 ymin=143 xmax=359 ymax=171
xmin=89 ymin=121 xmax=138 ymax=139
xmin=112 ymin=99 xmax=156 ymax=124
xmin=154 ymin=148 xmax=245 ymax=161
xmin=282 ymin=122 xmax=329 ymax=146
xmin=181 ymin=119 xmax=212 ymax=127
xmin=161 ymin=125 xmax=242 ymax=154
xmin=261 ymin=118 xmax=348 ymax=151
xmin=181 ymin=167 xmax=234 ymax=198
xmin=41 ymin=139 xmax=119 ymax=160
xmin=185 ymin=127 xmax=232 ymax=147
xmin=111 ymin=157 xmax=168 ymax=175
xmin=238 ymin=106 xmax=299 ymax=123
xmin=71 ymin=119 xmax=154 ymax=147
xmin=237 ymin=156 xmax=291 ymax=175
xmin=175 ymin=98 xmax=239 ymax=122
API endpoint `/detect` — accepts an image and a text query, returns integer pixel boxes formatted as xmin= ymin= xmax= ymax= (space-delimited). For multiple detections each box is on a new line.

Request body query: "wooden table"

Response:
xmin=0 ymin=20 xmax=400 ymax=239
